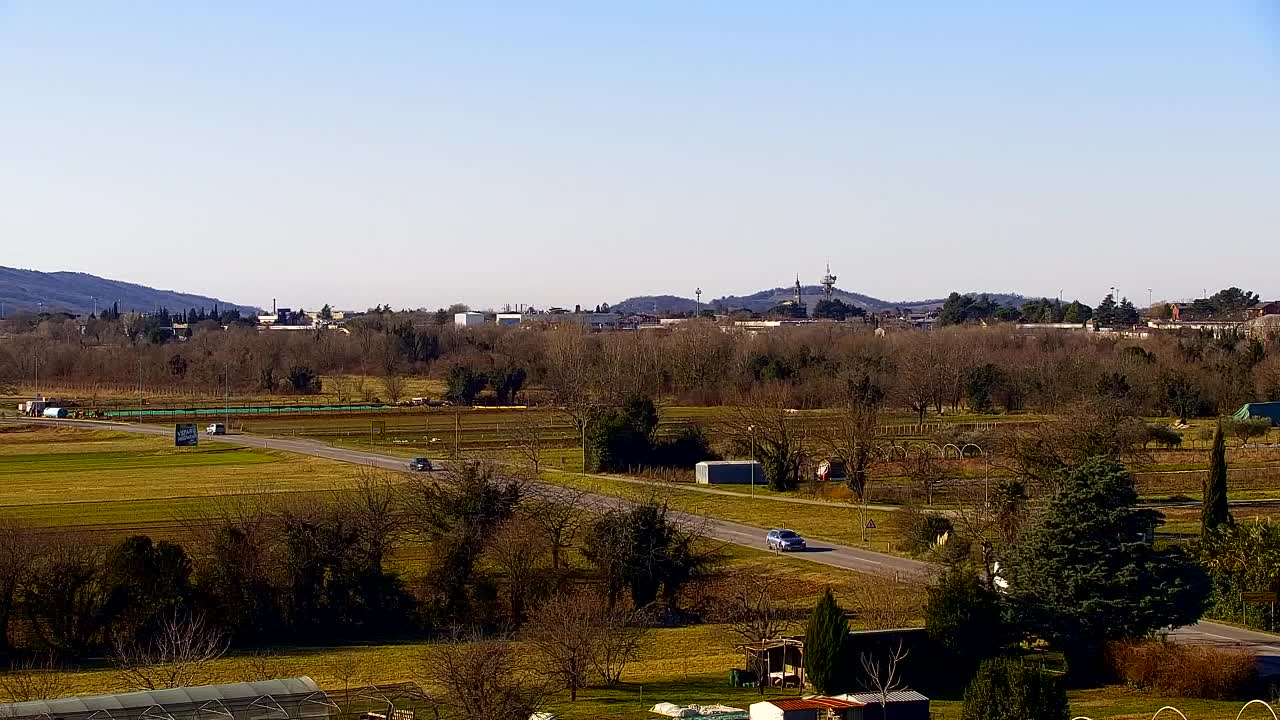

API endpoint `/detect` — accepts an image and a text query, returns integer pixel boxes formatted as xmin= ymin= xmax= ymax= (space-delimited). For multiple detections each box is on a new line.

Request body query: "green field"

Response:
xmin=0 ymin=424 xmax=360 ymax=531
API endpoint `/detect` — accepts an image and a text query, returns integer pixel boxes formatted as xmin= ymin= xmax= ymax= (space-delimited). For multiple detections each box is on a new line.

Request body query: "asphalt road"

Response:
xmin=9 ymin=418 xmax=1278 ymax=675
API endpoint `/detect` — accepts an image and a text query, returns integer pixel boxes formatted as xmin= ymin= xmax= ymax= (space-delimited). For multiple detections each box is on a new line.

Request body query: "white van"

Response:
xmin=206 ymin=423 xmax=226 ymax=435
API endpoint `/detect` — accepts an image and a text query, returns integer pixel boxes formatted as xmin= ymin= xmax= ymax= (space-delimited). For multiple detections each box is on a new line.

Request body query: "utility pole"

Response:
xmin=33 ymin=352 xmax=38 ymax=401
xmin=581 ymin=421 xmax=587 ymax=477
xmin=454 ymin=412 xmax=460 ymax=459
xmin=137 ymin=357 xmax=143 ymax=423
xmin=749 ymin=425 xmax=756 ymax=499
xmin=224 ymin=363 xmax=230 ymax=431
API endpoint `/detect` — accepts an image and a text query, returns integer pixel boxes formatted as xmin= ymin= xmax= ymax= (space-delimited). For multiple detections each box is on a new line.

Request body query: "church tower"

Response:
xmin=793 ymin=274 xmax=803 ymax=306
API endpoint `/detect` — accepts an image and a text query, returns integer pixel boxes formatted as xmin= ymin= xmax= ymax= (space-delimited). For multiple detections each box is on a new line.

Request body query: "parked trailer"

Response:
xmin=695 ymin=460 xmax=764 ymax=485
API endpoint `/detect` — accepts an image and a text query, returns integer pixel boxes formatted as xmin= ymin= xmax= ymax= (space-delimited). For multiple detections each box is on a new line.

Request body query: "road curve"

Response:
xmin=7 ymin=418 xmax=1276 ymax=673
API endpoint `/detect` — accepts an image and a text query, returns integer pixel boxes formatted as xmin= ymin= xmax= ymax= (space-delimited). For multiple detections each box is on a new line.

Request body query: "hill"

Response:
xmin=0 ymin=266 xmax=258 ymax=317
xmin=613 ymin=287 xmax=1027 ymax=316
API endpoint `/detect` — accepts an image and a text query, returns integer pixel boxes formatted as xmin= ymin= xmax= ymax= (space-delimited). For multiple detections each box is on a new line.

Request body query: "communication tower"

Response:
xmin=821 ymin=263 xmax=838 ymax=299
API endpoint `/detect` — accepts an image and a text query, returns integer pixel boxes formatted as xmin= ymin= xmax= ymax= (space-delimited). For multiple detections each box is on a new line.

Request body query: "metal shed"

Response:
xmin=696 ymin=460 xmax=764 ymax=485
xmin=835 ymin=692 xmax=929 ymax=720
xmin=0 ymin=677 xmax=337 ymax=720
xmin=1233 ymin=402 xmax=1280 ymax=424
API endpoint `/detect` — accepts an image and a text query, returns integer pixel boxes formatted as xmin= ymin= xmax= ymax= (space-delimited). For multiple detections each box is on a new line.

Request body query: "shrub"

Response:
xmin=893 ymin=506 xmax=955 ymax=553
xmin=1105 ymin=640 xmax=1257 ymax=699
xmin=961 ymin=658 xmax=1068 ymax=720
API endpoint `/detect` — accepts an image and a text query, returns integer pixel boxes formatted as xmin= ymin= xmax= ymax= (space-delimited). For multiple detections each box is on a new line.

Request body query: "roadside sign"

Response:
xmin=865 ymin=519 xmax=877 ymax=529
xmin=370 ymin=420 xmax=386 ymax=444
xmin=1241 ymin=591 xmax=1278 ymax=604
xmin=175 ymin=423 xmax=198 ymax=447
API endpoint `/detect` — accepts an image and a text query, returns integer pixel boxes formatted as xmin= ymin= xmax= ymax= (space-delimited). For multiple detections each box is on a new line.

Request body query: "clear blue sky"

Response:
xmin=3 ymin=2 xmax=1279 ymax=310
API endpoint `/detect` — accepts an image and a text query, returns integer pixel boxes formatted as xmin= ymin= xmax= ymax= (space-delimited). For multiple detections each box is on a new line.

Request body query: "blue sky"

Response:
xmin=2 ymin=2 xmax=1279 ymax=310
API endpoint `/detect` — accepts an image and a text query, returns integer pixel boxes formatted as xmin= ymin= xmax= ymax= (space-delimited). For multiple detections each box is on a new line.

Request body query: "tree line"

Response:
xmin=5 ymin=306 xmax=1280 ymax=421
xmin=0 ymin=464 xmax=719 ymax=688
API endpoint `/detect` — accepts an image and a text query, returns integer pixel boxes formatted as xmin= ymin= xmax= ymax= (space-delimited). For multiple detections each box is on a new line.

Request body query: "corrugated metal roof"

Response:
xmin=840 ymin=691 xmax=930 ymax=704
xmin=769 ymin=697 xmax=863 ymax=710
xmin=0 ymin=678 xmax=321 ymax=720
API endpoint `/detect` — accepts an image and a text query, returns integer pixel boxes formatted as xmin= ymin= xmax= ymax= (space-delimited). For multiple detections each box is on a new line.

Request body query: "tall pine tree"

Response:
xmin=1202 ymin=421 xmax=1232 ymax=538
xmin=804 ymin=587 xmax=849 ymax=694
xmin=1006 ymin=458 xmax=1209 ymax=677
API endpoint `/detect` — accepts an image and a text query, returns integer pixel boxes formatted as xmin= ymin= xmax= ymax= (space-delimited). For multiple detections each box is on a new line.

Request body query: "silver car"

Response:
xmin=766 ymin=528 xmax=806 ymax=552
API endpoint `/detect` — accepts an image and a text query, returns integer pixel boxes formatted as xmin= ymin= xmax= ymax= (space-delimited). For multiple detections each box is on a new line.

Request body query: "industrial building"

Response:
xmin=0 ymin=678 xmax=337 ymax=720
xmin=496 ymin=312 xmax=524 ymax=327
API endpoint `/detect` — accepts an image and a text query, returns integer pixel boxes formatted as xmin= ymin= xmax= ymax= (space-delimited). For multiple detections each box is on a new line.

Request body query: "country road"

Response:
xmin=8 ymin=418 xmax=1278 ymax=676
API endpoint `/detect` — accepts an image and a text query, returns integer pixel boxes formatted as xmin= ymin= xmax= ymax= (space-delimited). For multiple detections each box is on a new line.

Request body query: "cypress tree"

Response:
xmin=804 ymin=587 xmax=849 ymax=694
xmin=1202 ymin=421 xmax=1232 ymax=539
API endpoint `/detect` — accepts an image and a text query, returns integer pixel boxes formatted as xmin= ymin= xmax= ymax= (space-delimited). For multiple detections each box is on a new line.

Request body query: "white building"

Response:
xmin=455 ymin=311 xmax=485 ymax=328
xmin=496 ymin=313 xmax=523 ymax=327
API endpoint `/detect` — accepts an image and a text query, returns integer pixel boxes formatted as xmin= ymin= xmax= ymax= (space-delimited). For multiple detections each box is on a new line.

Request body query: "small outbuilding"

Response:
xmin=1233 ymin=402 xmax=1280 ymax=425
xmin=696 ymin=460 xmax=764 ymax=485
xmin=835 ymin=691 xmax=930 ymax=720
xmin=454 ymin=311 xmax=485 ymax=328
xmin=749 ymin=697 xmax=860 ymax=720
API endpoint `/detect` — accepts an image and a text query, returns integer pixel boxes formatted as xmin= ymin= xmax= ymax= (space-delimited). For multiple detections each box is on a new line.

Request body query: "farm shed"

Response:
xmin=0 ymin=677 xmax=336 ymax=720
xmin=749 ymin=697 xmax=860 ymax=720
xmin=836 ymin=692 xmax=930 ymax=720
xmin=696 ymin=460 xmax=764 ymax=485
xmin=1233 ymin=402 xmax=1280 ymax=424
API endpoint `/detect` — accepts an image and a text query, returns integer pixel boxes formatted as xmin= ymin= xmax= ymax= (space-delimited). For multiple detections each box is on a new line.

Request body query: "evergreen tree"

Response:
xmin=961 ymin=658 xmax=1068 ymax=720
xmin=925 ymin=567 xmax=1010 ymax=687
xmin=1006 ymin=458 xmax=1209 ymax=677
xmin=803 ymin=587 xmax=849 ymax=694
xmin=1094 ymin=293 xmax=1118 ymax=326
xmin=1202 ymin=422 xmax=1232 ymax=538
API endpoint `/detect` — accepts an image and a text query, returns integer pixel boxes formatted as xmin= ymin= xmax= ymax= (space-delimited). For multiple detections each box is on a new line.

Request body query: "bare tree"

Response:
xmin=720 ymin=383 xmax=808 ymax=491
xmin=721 ymin=573 xmax=786 ymax=694
xmin=820 ymin=389 xmax=882 ymax=498
xmin=485 ymin=515 xmax=550 ymax=624
xmin=243 ymin=650 xmax=297 ymax=682
xmin=524 ymin=590 xmax=603 ymax=701
xmin=425 ymin=634 xmax=550 ymax=720
xmin=522 ymin=589 xmax=645 ymax=700
xmin=904 ymin=450 xmax=953 ymax=505
xmin=526 ymin=486 xmax=588 ymax=570
xmin=381 ymin=371 xmax=407 ymax=405
xmin=592 ymin=605 xmax=648 ymax=686
xmin=860 ymin=638 xmax=910 ymax=710
xmin=543 ymin=326 xmax=601 ymax=451
xmin=340 ymin=467 xmax=406 ymax=572
xmin=325 ymin=651 xmax=370 ymax=716
xmin=0 ymin=522 xmax=39 ymax=656
xmin=112 ymin=613 xmax=228 ymax=690
xmin=0 ymin=656 xmax=70 ymax=703
xmin=330 ymin=374 xmax=354 ymax=404
xmin=509 ymin=412 xmax=548 ymax=479
xmin=850 ymin=583 xmax=923 ymax=631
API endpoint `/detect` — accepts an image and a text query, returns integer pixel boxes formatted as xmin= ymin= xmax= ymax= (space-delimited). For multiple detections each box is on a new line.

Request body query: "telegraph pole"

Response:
xmin=137 ymin=357 xmax=143 ymax=423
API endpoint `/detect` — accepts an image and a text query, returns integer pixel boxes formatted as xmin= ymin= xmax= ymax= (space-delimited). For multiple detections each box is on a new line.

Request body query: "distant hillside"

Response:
xmin=614 ymin=287 xmax=1027 ymax=316
xmin=0 ymin=266 xmax=258 ymax=317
